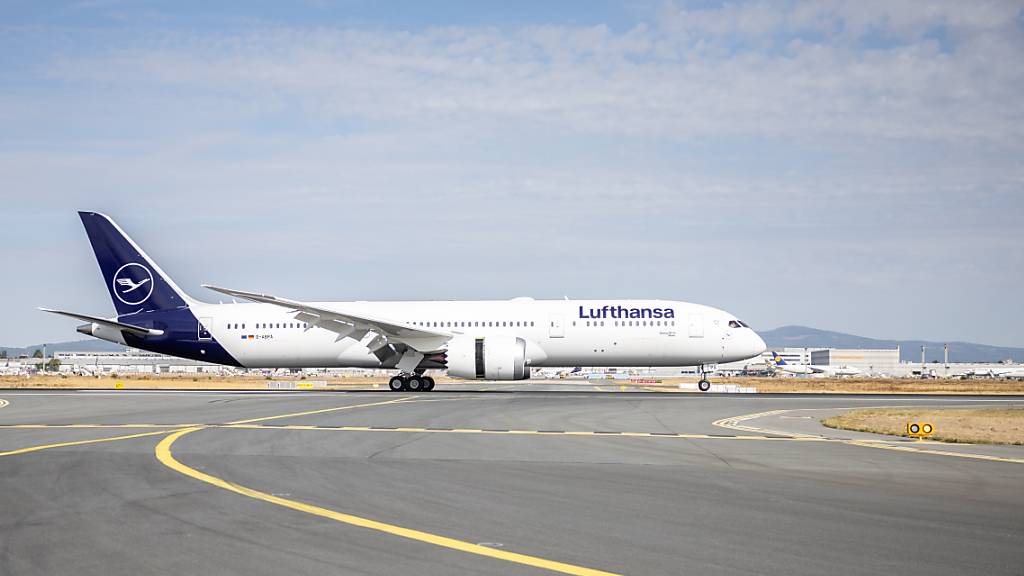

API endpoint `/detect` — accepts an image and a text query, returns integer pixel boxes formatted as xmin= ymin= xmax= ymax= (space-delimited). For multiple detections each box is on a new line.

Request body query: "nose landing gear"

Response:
xmin=388 ymin=373 xmax=436 ymax=392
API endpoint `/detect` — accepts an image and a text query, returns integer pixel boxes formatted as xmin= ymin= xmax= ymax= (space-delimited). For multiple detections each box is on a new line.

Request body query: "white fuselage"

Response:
xmin=193 ymin=298 xmax=766 ymax=370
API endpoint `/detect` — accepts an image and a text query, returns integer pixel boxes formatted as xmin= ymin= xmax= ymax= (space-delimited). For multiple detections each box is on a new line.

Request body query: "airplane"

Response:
xmin=955 ymin=367 xmax=1024 ymax=380
xmin=768 ymin=351 xmax=861 ymax=377
xmin=41 ymin=212 xmax=767 ymax=392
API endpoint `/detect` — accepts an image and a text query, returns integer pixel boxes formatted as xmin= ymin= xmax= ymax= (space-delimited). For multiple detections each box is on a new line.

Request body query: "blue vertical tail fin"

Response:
xmin=78 ymin=211 xmax=195 ymax=316
xmin=771 ymin=351 xmax=786 ymax=365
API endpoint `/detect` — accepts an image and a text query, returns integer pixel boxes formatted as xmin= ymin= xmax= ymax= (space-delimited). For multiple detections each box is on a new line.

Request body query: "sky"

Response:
xmin=1 ymin=0 xmax=1022 ymax=348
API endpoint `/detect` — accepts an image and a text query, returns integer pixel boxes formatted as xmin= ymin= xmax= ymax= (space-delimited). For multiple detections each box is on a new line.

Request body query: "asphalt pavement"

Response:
xmin=1 ymin=386 xmax=1022 ymax=576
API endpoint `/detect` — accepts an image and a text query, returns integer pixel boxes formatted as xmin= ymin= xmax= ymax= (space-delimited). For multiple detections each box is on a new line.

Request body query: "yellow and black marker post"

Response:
xmin=907 ymin=422 xmax=934 ymax=440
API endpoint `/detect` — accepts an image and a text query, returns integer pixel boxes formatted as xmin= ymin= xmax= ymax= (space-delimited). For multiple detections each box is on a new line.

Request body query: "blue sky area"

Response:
xmin=1 ymin=1 xmax=1022 ymax=347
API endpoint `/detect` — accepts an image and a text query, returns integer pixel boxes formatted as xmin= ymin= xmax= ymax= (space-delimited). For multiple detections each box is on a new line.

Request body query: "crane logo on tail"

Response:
xmin=112 ymin=263 xmax=154 ymax=305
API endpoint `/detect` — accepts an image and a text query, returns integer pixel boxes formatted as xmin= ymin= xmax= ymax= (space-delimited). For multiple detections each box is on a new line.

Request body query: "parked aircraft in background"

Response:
xmin=953 ymin=367 xmax=1024 ymax=379
xmin=768 ymin=351 xmax=862 ymax=377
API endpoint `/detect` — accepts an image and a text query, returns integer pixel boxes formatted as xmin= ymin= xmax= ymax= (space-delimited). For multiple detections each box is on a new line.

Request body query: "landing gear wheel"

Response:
xmin=422 ymin=376 xmax=435 ymax=391
xmin=389 ymin=376 xmax=406 ymax=392
xmin=698 ymin=379 xmax=711 ymax=392
xmin=406 ymin=375 xmax=424 ymax=392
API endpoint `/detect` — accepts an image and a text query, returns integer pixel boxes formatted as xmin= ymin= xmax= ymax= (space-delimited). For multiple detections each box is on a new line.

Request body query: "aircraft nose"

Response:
xmin=751 ymin=331 xmax=767 ymax=357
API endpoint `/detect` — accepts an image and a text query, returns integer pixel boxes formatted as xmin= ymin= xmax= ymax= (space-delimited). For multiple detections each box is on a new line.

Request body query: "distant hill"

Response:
xmin=761 ymin=325 xmax=1024 ymax=363
xmin=1 ymin=339 xmax=125 ymax=358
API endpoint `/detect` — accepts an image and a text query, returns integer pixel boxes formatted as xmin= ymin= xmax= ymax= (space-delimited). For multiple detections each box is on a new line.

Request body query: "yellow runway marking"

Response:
xmin=227 ymin=396 xmax=413 ymax=424
xmin=156 ymin=428 xmax=619 ymax=576
xmin=222 ymin=423 xmax=826 ymax=441
xmin=842 ymin=439 xmax=1024 ymax=463
xmin=0 ymin=429 xmax=177 ymax=458
xmin=715 ymin=409 xmax=1024 ymax=464
xmin=712 ymin=410 xmax=820 ymax=438
xmin=0 ymin=424 xmax=196 ymax=429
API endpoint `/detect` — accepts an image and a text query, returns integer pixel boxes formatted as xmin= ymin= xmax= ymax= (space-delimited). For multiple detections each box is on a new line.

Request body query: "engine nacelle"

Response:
xmin=446 ymin=335 xmax=530 ymax=380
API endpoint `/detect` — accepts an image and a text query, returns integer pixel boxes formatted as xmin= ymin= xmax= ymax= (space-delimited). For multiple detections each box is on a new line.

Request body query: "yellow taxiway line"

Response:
xmin=0 ymin=424 xmax=196 ymax=429
xmin=714 ymin=408 xmax=1024 ymax=464
xmin=226 ymin=396 xmax=413 ymax=424
xmin=222 ymin=422 xmax=823 ymax=441
xmin=0 ymin=397 xmax=418 ymax=457
xmin=0 ymin=429 xmax=177 ymax=458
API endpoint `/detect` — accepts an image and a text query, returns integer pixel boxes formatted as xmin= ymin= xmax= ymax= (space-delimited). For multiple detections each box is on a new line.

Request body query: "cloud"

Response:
xmin=35 ymin=1 xmax=1023 ymax=144
xmin=1 ymin=1 xmax=1023 ymax=346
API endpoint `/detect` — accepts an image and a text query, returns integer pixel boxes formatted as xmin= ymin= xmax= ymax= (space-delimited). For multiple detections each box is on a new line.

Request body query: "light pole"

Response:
xmin=944 ymin=343 xmax=949 ymax=377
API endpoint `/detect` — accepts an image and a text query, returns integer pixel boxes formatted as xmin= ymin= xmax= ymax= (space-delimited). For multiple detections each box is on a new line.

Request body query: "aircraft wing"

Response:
xmin=202 ymin=285 xmax=452 ymax=353
xmin=39 ymin=308 xmax=165 ymax=337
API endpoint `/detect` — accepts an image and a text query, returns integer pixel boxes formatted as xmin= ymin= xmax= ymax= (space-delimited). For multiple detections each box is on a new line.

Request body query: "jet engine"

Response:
xmin=445 ymin=335 xmax=531 ymax=380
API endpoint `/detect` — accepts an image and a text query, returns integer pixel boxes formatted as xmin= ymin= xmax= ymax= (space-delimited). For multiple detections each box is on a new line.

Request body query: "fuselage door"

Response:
xmin=688 ymin=314 xmax=704 ymax=338
xmin=198 ymin=317 xmax=213 ymax=341
xmin=549 ymin=314 xmax=565 ymax=338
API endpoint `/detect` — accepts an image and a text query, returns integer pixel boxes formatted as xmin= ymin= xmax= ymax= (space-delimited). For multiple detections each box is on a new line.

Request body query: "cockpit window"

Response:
xmin=729 ymin=320 xmax=750 ymax=328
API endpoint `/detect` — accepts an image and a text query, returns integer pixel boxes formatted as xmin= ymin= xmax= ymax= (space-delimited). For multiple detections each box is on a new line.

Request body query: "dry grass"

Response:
xmin=2 ymin=374 xmax=1023 ymax=395
xmin=822 ymin=407 xmax=1024 ymax=445
xmin=0 ymin=374 xmax=391 ymax=390
xmin=652 ymin=377 xmax=1024 ymax=395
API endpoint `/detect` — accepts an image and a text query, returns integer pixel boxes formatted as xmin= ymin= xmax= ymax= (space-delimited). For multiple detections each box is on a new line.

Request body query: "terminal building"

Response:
xmin=809 ymin=348 xmax=901 ymax=375
xmin=719 ymin=347 xmax=901 ymax=376
xmin=54 ymin=351 xmax=231 ymax=375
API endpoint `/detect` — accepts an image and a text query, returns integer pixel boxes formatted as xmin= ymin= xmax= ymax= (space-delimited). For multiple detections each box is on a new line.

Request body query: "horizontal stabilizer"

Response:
xmin=39 ymin=308 xmax=165 ymax=337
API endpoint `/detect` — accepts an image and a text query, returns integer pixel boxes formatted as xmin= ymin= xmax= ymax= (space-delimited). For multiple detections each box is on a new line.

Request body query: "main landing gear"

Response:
xmin=697 ymin=364 xmax=713 ymax=392
xmin=388 ymin=373 xmax=436 ymax=392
